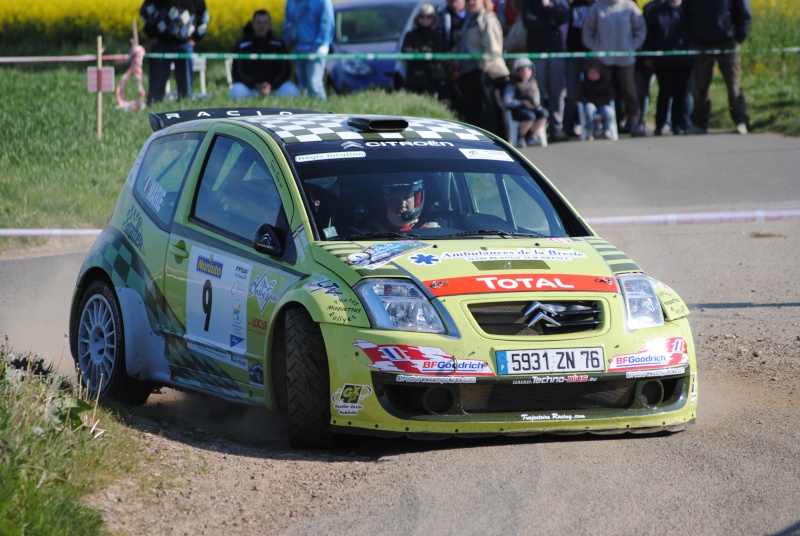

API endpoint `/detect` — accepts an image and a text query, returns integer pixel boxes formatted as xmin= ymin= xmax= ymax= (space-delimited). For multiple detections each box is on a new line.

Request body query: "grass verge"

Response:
xmin=0 ymin=348 xmax=139 ymax=536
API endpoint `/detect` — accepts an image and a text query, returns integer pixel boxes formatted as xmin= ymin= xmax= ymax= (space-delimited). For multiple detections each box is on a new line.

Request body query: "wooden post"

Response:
xmin=97 ymin=35 xmax=103 ymax=140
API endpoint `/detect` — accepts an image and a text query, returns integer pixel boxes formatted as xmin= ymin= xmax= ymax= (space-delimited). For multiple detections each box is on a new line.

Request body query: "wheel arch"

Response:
xmin=69 ymin=266 xmax=114 ymax=361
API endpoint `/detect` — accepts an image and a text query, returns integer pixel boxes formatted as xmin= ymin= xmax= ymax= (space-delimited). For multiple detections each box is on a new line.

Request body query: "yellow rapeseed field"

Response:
xmin=0 ymin=0 xmax=289 ymax=51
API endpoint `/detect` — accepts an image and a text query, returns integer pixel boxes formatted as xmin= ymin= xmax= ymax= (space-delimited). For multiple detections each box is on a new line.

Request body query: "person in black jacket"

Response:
xmin=564 ymin=0 xmax=596 ymax=137
xmin=402 ymin=3 xmax=447 ymax=95
xmin=644 ymin=0 xmax=692 ymax=135
xmin=580 ymin=59 xmax=617 ymax=139
xmin=680 ymin=0 xmax=752 ymax=134
xmin=521 ymin=0 xmax=571 ymax=141
xmin=229 ymin=10 xmax=299 ymax=99
xmin=141 ymin=0 xmax=209 ymax=104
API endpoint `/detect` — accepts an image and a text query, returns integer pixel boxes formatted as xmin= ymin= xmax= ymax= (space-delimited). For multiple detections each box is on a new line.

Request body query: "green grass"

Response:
xmin=0 ymin=352 xmax=138 ymax=536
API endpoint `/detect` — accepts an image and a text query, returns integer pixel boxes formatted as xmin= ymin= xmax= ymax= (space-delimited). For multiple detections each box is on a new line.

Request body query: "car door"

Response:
xmin=163 ymin=126 xmax=298 ymax=403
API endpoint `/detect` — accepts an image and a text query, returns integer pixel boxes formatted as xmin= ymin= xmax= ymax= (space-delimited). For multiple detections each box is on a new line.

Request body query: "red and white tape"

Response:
xmin=1 ymin=209 xmax=798 ymax=237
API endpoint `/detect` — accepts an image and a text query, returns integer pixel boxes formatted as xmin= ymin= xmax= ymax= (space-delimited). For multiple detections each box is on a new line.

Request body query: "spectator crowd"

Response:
xmin=139 ymin=0 xmax=753 ymax=146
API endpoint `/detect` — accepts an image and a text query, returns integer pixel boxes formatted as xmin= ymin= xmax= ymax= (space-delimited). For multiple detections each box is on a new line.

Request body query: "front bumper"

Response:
xmin=321 ymin=318 xmax=699 ymax=438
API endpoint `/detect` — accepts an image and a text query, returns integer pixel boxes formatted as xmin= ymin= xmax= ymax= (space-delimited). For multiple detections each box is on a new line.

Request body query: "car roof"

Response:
xmin=149 ymin=109 xmax=493 ymax=145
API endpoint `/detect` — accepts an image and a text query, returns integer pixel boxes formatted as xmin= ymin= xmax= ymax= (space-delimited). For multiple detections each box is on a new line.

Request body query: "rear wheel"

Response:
xmin=285 ymin=308 xmax=333 ymax=448
xmin=74 ymin=280 xmax=151 ymax=405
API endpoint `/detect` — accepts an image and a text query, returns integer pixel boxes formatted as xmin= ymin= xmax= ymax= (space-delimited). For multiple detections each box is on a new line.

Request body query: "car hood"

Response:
xmin=311 ymin=237 xmax=641 ymax=297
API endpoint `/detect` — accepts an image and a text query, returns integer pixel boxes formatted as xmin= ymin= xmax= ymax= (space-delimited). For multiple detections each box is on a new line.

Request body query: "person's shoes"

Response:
xmin=631 ymin=125 xmax=646 ymax=137
xmin=550 ymin=129 xmax=569 ymax=142
xmin=672 ymin=126 xmax=686 ymax=136
xmin=516 ymin=137 xmax=527 ymax=148
xmin=525 ymin=133 xmax=541 ymax=147
xmin=653 ymin=126 xmax=663 ymax=136
xmin=601 ymin=129 xmax=614 ymax=140
xmin=570 ymin=125 xmax=583 ymax=138
xmin=686 ymin=125 xmax=708 ymax=135
xmin=735 ymin=123 xmax=748 ymax=135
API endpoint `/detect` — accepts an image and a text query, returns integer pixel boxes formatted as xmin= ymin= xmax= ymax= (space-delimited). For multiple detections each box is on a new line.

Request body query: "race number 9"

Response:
xmin=202 ymin=279 xmax=212 ymax=331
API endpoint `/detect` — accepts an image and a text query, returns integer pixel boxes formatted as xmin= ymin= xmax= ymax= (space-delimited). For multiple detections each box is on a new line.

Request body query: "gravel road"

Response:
xmin=3 ymin=132 xmax=799 ymax=535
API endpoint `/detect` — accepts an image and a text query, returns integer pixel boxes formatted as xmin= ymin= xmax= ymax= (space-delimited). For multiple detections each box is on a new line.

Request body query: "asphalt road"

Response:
xmin=1 ymin=131 xmax=799 ymax=535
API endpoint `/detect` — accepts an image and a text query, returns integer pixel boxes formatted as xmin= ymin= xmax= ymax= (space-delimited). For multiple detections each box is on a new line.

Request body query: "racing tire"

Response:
xmin=74 ymin=280 xmax=151 ymax=406
xmin=285 ymin=308 xmax=333 ymax=449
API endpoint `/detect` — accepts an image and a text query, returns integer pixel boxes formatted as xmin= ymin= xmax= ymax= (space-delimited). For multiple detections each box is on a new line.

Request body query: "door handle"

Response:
xmin=169 ymin=243 xmax=189 ymax=259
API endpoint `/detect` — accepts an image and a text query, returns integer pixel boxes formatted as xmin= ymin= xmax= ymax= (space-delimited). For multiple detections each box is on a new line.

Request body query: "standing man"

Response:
xmin=521 ymin=0 xmax=571 ymax=142
xmin=229 ymin=10 xmax=300 ymax=100
xmin=680 ymin=0 xmax=752 ymax=134
xmin=284 ymin=0 xmax=334 ymax=100
xmin=140 ymin=0 xmax=209 ymax=104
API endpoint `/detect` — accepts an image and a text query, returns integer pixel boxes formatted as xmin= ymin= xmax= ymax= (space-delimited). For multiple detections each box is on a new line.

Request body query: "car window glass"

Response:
xmin=133 ymin=132 xmax=203 ymax=228
xmin=337 ymin=5 xmax=415 ymax=44
xmin=194 ymin=136 xmax=282 ymax=242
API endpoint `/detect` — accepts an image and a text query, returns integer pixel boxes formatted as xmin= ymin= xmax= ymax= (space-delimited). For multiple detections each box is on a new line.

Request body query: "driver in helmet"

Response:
xmin=380 ymin=179 xmax=440 ymax=231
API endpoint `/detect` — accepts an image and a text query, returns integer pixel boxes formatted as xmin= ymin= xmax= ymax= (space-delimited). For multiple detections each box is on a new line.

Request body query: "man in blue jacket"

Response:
xmin=680 ymin=0 xmax=752 ymax=134
xmin=283 ymin=0 xmax=335 ymax=100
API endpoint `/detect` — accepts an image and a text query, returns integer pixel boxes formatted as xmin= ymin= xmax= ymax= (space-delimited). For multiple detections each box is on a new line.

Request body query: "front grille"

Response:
xmin=468 ymin=301 xmax=603 ymax=336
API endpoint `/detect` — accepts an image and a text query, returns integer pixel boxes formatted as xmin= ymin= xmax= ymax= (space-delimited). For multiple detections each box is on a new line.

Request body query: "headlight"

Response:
xmin=618 ymin=273 xmax=664 ymax=330
xmin=341 ymin=59 xmax=373 ymax=77
xmin=354 ymin=279 xmax=445 ymax=333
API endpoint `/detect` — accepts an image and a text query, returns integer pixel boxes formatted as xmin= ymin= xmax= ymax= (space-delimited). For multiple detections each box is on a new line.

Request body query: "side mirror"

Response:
xmin=252 ymin=224 xmax=284 ymax=257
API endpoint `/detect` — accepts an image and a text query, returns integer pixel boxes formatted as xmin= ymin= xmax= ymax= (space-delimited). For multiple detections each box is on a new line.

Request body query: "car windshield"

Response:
xmin=286 ymin=140 xmax=587 ymax=241
xmin=336 ymin=5 xmax=416 ymax=44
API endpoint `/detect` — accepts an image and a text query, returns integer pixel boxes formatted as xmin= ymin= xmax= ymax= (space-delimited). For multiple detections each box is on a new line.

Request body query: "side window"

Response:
xmin=133 ymin=132 xmax=203 ymax=228
xmin=194 ymin=136 xmax=283 ymax=242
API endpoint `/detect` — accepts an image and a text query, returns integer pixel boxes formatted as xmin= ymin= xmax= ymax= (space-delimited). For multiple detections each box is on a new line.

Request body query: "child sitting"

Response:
xmin=580 ymin=59 xmax=617 ymax=140
xmin=502 ymin=57 xmax=549 ymax=148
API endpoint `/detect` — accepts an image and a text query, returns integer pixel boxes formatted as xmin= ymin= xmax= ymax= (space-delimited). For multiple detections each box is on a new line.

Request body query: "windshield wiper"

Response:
xmin=443 ymin=229 xmax=545 ymax=239
xmin=332 ymin=231 xmax=421 ymax=241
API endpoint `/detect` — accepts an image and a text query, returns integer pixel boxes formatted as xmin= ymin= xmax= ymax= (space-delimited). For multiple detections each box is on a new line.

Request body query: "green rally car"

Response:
xmin=69 ymin=108 xmax=698 ymax=448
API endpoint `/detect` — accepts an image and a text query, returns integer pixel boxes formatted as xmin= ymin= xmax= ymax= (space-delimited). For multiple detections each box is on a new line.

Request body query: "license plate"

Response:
xmin=496 ymin=347 xmax=605 ymax=375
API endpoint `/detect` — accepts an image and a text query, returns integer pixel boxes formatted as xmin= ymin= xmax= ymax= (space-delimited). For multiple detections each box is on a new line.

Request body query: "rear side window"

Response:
xmin=133 ymin=132 xmax=203 ymax=229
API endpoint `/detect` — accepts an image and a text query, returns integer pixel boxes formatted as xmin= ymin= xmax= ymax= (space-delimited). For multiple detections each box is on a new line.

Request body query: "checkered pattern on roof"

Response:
xmin=243 ymin=114 xmax=491 ymax=144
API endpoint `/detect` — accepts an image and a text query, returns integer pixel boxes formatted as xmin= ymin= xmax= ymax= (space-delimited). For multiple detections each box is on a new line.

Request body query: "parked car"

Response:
xmin=70 ymin=107 xmax=698 ymax=449
xmin=326 ymin=0 xmax=444 ymax=94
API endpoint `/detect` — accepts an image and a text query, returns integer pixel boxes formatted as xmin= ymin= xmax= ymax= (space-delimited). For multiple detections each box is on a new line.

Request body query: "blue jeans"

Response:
xmin=584 ymin=103 xmax=615 ymax=136
xmin=533 ymin=57 xmax=566 ymax=133
xmin=294 ymin=55 xmax=327 ymax=100
xmin=147 ymin=41 xmax=193 ymax=104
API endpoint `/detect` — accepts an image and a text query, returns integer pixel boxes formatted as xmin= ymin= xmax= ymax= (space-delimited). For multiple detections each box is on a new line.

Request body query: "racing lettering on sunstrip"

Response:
xmin=424 ymin=273 xmax=620 ymax=297
xmin=364 ymin=141 xmax=455 ymax=147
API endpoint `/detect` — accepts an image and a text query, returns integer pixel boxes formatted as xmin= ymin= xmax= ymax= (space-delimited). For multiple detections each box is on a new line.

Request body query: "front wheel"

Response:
xmin=74 ymin=280 xmax=151 ymax=405
xmin=284 ymin=308 xmax=333 ymax=448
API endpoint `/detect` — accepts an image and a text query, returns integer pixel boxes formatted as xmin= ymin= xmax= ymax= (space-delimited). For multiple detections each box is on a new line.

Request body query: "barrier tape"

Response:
xmin=2 ymin=210 xmax=798 ymax=236
xmin=2 ymin=47 xmax=800 ymax=64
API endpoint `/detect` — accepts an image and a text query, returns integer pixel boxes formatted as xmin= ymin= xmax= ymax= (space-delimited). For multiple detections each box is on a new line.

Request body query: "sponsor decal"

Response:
xmin=550 ymin=237 xmax=572 ymax=244
xmin=188 ymin=341 xmax=248 ymax=370
xmin=249 ymin=364 xmax=264 ymax=386
xmin=364 ymin=140 xmax=455 ymax=147
xmin=625 ymin=366 xmax=686 ymax=379
xmin=423 ymin=273 xmax=619 ymax=297
xmin=326 ymin=300 xmax=363 ymax=323
xmin=305 ymin=275 xmax=343 ymax=297
xmin=458 ymin=148 xmax=514 ymax=161
xmin=355 ymin=340 xmax=494 ymax=376
xmin=230 ymin=334 xmax=245 ymax=348
xmin=511 ymin=375 xmax=597 ymax=385
xmin=230 ymin=280 xmax=248 ymax=296
xmin=608 ymin=338 xmax=689 ymax=372
xmin=142 ymin=175 xmax=167 ymax=212
xmin=234 ymin=266 xmax=250 ymax=281
xmin=121 ymin=205 xmax=144 ymax=252
xmin=331 ymin=384 xmax=373 ymax=416
xmin=396 ymin=375 xmax=477 ymax=384
xmin=341 ymin=141 xmax=363 ymax=150
xmin=196 ymin=254 xmax=223 ymax=279
xmin=249 ymin=273 xmax=278 ymax=314
xmin=521 ymin=413 xmax=586 ymax=422
xmin=232 ymin=301 xmax=243 ymax=325
xmin=439 ymin=248 xmax=587 ymax=263
xmin=295 ymin=151 xmax=365 ymax=162
xmin=248 ymin=316 xmax=268 ymax=332
xmin=346 ymin=241 xmax=428 ymax=270
xmin=409 ymin=253 xmax=441 ymax=266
